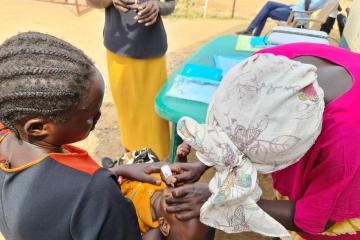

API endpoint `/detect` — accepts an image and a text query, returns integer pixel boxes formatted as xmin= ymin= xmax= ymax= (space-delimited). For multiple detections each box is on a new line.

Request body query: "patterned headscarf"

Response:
xmin=177 ymin=53 xmax=324 ymax=238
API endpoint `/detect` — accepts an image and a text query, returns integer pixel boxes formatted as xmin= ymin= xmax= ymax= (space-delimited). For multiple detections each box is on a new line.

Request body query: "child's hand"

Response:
xmin=109 ymin=161 xmax=166 ymax=185
xmin=175 ymin=143 xmax=191 ymax=162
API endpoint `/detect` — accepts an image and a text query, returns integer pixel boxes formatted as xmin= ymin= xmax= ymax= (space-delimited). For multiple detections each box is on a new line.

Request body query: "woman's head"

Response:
xmin=178 ymin=54 xmax=325 ymax=173
xmin=0 ymin=32 xmax=104 ymax=145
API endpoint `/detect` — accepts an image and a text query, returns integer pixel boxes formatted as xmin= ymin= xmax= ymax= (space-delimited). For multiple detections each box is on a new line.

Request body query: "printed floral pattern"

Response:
xmin=177 ymin=54 xmax=325 ymax=238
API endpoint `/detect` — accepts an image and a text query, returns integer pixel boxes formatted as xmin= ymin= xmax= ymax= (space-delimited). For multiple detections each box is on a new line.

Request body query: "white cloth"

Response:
xmin=291 ymin=0 xmax=330 ymax=19
xmin=329 ymin=9 xmax=338 ymax=18
xmin=267 ymin=26 xmax=329 ymax=45
xmin=177 ymin=54 xmax=325 ymax=237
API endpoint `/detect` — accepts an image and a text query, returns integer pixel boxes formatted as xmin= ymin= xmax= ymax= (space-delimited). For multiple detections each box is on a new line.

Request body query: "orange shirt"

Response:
xmin=121 ymin=174 xmax=166 ymax=233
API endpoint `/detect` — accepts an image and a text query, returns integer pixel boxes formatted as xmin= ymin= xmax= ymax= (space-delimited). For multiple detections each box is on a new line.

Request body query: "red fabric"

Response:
xmin=0 ymin=122 xmax=10 ymax=165
xmin=0 ymin=123 xmax=99 ymax=174
xmin=50 ymin=145 xmax=100 ymax=175
xmin=256 ymin=44 xmax=360 ymax=238
xmin=0 ymin=123 xmax=10 ymax=136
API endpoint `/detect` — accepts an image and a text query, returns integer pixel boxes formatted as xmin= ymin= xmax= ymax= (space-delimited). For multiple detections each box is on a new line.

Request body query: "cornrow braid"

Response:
xmin=0 ymin=32 xmax=94 ymax=138
xmin=0 ymin=91 xmax=76 ymax=104
xmin=1 ymin=107 xmax=66 ymax=117
xmin=2 ymin=32 xmax=89 ymax=60
xmin=0 ymin=66 xmax=84 ymax=79
xmin=0 ymin=46 xmax=92 ymax=68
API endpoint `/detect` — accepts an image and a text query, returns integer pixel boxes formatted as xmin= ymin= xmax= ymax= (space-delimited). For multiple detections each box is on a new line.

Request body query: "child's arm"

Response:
xmin=109 ymin=162 xmax=166 ymax=185
xmin=142 ymin=228 xmax=164 ymax=240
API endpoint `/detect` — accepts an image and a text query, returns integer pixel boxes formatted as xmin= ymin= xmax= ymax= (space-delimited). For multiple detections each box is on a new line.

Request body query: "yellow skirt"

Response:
xmin=106 ymin=50 xmax=170 ymax=159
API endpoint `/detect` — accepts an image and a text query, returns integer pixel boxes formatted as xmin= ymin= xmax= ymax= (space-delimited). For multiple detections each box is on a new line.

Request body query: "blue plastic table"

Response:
xmin=155 ymin=35 xmax=257 ymax=162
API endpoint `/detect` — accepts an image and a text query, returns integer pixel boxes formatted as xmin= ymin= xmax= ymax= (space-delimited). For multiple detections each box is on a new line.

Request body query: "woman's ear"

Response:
xmin=158 ymin=217 xmax=171 ymax=237
xmin=23 ymin=118 xmax=51 ymax=139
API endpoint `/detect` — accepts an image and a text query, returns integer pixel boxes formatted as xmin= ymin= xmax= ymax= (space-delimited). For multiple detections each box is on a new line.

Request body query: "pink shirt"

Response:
xmin=256 ymin=43 xmax=360 ymax=239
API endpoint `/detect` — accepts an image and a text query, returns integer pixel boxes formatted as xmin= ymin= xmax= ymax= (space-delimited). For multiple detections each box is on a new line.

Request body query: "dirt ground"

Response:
xmin=0 ymin=0 xmax=345 ymax=239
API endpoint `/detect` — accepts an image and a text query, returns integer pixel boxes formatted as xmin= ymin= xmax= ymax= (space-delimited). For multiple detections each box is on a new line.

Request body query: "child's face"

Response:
xmin=47 ymin=68 xmax=105 ymax=145
xmin=159 ymin=188 xmax=215 ymax=240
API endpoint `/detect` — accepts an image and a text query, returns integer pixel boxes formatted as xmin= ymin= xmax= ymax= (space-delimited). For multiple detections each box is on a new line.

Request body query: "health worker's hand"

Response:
xmin=171 ymin=161 xmax=209 ymax=185
xmin=165 ymin=182 xmax=211 ymax=220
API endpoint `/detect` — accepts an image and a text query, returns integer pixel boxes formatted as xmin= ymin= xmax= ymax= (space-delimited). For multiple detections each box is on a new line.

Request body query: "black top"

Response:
xmin=104 ymin=4 xmax=168 ymax=59
xmin=0 ymin=140 xmax=142 ymax=240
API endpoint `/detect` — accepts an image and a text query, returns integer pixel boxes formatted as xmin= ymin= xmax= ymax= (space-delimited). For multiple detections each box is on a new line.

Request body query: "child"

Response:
xmin=0 ymin=32 xmax=159 ymax=240
xmin=103 ymin=149 xmax=215 ymax=240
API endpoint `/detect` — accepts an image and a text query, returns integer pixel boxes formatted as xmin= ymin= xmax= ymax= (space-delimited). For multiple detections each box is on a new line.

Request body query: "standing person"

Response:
xmin=158 ymin=43 xmax=360 ymax=239
xmin=321 ymin=4 xmax=349 ymax=36
xmin=320 ymin=4 xmax=340 ymax=34
xmin=237 ymin=0 xmax=330 ymax=36
xmin=0 ymin=31 xmax=164 ymax=240
xmin=86 ymin=0 xmax=175 ymax=160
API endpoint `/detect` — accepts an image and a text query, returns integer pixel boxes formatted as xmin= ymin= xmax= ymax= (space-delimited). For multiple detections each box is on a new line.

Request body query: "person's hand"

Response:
xmin=113 ymin=0 xmax=136 ymax=12
xmin=135 ymin=1 xmax=160 ymax=26
xmin=175 ymin=143 xmax=191 ymax=162
xmin=165 ymin=182 xmax=211 ymax=221
xmin=109 ymin=161 xmax=166 ymax=185
xmin=131 ymin=160 xmax=210 ymax=185
xmin=171 ymin=161 xmax=209 ymax=185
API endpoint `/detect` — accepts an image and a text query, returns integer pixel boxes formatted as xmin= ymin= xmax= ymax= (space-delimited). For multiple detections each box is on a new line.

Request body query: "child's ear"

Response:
xmin=23 ymin=118 xmax=51 ymax=139
xmin=158 ymin=217 xmax=171 ymax=237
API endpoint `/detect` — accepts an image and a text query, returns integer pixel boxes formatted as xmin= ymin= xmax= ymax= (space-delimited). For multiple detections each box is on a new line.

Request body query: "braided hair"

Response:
xmin=0 ymin=32 xmax=94 ymax=138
